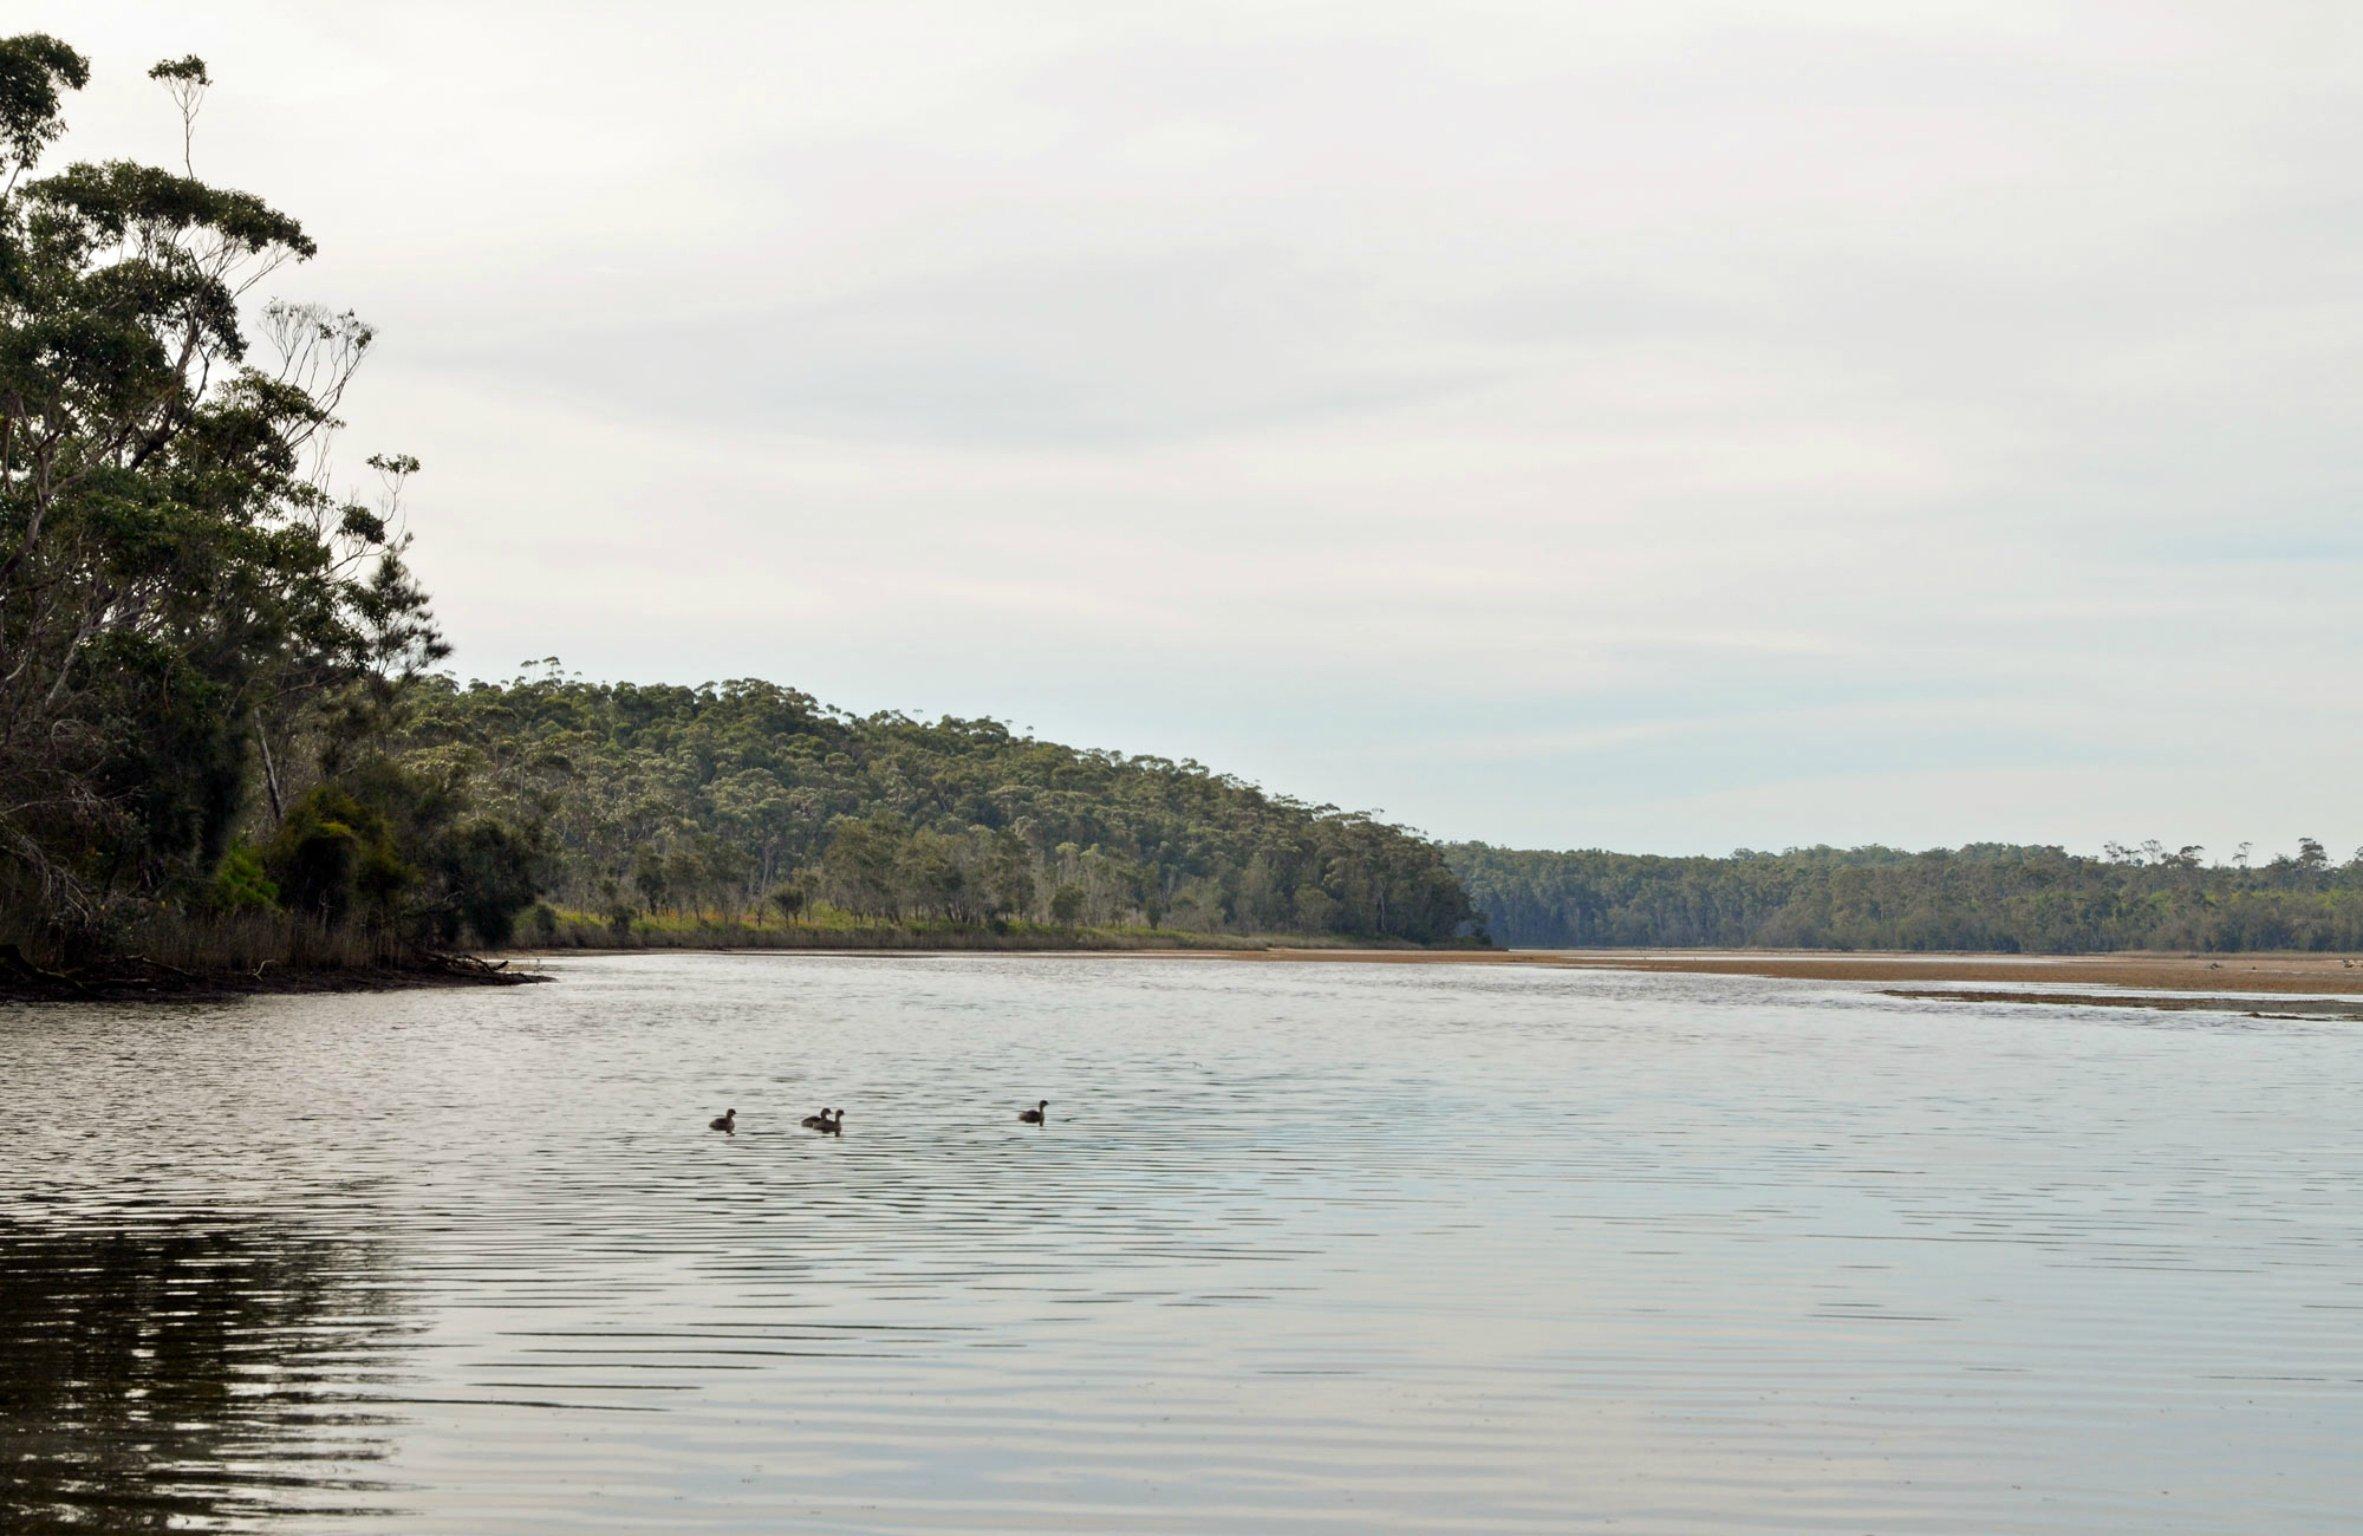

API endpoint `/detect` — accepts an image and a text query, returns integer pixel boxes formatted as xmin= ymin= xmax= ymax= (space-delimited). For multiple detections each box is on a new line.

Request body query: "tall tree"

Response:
xmin=0 ymin=37 xmax=442 ymax=940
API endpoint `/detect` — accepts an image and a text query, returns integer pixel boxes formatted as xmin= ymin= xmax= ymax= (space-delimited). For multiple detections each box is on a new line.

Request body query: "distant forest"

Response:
xmin=1448 ymin=841 xmax=2363 ymax=953
xmin=392 ymin=671 xmax=1477 ymax=945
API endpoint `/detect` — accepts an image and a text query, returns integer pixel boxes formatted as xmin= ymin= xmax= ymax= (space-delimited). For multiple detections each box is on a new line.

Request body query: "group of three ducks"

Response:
xmin=706 ymin=1099 xmax=1048 ymax=1135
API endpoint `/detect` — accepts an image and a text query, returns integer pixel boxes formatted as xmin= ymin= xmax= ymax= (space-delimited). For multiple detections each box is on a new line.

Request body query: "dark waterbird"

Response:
xmin=709 ymin=1108 xmax=736 ymax=1133
xmin=800 ymin=1107 xmax=833 ymax=1130
xmin=1018 ymin=1100 xmax=1049 ymax=1125
xmin=803 ymin=1108 xmax=844 ymax=1134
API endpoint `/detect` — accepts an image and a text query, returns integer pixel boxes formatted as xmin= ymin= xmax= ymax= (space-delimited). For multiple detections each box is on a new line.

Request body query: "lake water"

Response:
xmin=3 ymin=953 xmax=2358 ymax=1533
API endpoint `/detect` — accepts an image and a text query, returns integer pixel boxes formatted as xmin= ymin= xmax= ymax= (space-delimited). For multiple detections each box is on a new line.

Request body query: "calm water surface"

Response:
xmin=3 ymin=954 xmax=2358 ymax=1533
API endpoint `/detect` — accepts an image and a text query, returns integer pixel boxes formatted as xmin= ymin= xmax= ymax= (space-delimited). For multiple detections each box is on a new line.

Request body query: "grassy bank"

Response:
xmin=518 ymin=904 xmax=1447 ymax=954
xmin=1 ymin=911 xmax=543 ymax=1003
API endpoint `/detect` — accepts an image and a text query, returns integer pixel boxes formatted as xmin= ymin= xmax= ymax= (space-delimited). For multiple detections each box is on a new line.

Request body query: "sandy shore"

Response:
xmin=1125 ymin=946 xmax=2363 ymax=1017
xmin=1142 ymin=946 xmax=2361 ymax=991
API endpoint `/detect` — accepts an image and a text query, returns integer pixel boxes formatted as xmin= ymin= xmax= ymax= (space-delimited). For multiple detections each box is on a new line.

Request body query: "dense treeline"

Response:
xmin=1448 ymin=840 xmax=2363 ymax=953
xmin=0 ymin=37 xmax=542 ymax=971
xmin=391 ymin=671 xmax=1479 ymax=945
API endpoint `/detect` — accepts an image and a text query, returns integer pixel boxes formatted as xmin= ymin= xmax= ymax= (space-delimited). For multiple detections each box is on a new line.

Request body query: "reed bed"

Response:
xmin=525 ymin=908 xmax=1371 ymax=954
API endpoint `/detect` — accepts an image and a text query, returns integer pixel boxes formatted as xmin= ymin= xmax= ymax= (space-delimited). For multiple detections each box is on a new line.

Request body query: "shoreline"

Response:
xmin=0 ymin=951 xmax=549 ymax=1005
xmin=540 ymin=942 xmax=2363 ymax=1008
xmin=1109 ymin=945 xmax=2363 ymax=1018
xmin=17 ymin=941 xmax=2362 ymax=1018
xmin=1128 ymin=946 xmax=2363 ymax=994
xmin=519 ymin=924 xmax=1447 ymax=956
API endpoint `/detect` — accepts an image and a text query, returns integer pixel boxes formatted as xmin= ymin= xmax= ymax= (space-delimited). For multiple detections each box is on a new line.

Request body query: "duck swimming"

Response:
xmin=709 ymin=1108 xmax=736 ymax=1133
xmin=1018 ymin=1100 xmax=1048 ymax=1125
xmin=800 ymin=1107 xmax=834 ymax=1130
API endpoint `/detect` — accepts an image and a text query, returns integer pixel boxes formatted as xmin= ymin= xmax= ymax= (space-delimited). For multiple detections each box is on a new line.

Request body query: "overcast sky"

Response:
xmin=28 ymin=2 xmax=2363 ymax=857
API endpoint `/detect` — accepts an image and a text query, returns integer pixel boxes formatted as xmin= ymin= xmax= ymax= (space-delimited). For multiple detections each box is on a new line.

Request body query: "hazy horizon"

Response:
xmin=25 ymin=2 xmax=2361 ymax=857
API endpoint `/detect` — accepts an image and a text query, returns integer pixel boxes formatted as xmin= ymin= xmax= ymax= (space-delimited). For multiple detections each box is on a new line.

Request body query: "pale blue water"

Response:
xmin=3 ymin=953 xmax=2358 ymax=1532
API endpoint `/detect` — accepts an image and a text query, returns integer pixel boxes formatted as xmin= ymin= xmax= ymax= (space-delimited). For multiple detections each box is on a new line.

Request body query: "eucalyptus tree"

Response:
xmin=393 ymin=675 xmax=1481 ymax=943
xmin=0 ymin=36 xmax=441 ymax=936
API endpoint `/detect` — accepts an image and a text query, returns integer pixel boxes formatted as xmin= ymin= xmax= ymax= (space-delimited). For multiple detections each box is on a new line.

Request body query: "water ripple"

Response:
xmin=2 ymin=954 xmax=2359 ymax=1532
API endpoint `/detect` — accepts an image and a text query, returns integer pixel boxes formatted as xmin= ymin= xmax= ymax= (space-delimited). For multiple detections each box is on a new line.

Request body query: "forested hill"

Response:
xmin=392 ymin=673 xmax=1479 ymax=945
xmin=1447 ymin=841 xmax=2363 ymax=953
xmin=0 ymin=31 xmax=1472 ymax=970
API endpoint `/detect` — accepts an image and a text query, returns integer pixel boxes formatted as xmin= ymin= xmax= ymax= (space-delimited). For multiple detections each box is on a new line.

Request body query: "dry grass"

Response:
xmin=117 ymin=910 xmax=412 ymax=973
xmin=520 ymin=909 xmax=1313 ymax=954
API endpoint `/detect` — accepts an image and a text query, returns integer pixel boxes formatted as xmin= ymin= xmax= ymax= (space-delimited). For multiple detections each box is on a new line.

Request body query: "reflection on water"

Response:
xmin=0 ymin=1219 xmax=405 ymax=1532
xmin=2 ymin=954 xmax=2360 ymax=1533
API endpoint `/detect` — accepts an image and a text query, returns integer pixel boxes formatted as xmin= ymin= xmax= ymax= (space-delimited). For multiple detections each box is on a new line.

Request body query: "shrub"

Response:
xmin=206 ymin=843 xmax=280 ymax=914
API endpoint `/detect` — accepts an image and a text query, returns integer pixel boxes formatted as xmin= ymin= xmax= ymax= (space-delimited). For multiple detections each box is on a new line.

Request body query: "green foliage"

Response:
xmin=145 ymin=56 xmax=208 ymax=87
xmin=0 ymin=38 xmax=530 ymax=964
xmin=0 ymin=35 xmax=88 ymax=172
xmin=205 ymin=843 xmax=278 ymax=914
xmin=1448 ymin=840 xmax=2363 ymax=953
xmin=424 ymin=817 xmax=541 ymax=946
xmin=264 ymin=784 xmax=410 ymax=927
xmin=260 ymin=764 xmax=544 ymax=946
xmin=390 ymin=672 xmax=1481 ymax=945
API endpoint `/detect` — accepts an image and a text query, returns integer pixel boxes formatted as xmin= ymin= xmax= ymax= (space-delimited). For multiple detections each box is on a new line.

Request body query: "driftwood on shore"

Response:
xmin=1 ymin=943 xmax=88 ymax=995
xmin=0 ymin=943 xmax=547 ymax=1004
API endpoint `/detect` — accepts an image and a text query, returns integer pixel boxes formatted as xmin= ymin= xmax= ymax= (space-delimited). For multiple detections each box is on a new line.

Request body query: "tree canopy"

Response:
xmin=393 ymin=670 xmax=1480 ymax=945
xmin=1448 ymin=840 xmax=2363 ymax=953
xmin=0 ymin=37 xmax=526 ymax=962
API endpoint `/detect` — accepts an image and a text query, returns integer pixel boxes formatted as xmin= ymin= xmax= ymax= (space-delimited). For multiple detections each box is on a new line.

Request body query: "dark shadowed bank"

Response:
xmin=0 ymin=940 xmax=543 ymax=1003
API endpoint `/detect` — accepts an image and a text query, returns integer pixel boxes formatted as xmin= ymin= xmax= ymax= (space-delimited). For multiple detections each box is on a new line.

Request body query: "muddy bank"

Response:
xmin=1133 ymin=946 xmax=2363 ymax=997
xmin=1885 ymin=987 xmax=2363 ymax=1021
xmin=0 ymin=946 xmax=547 ymax=1004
